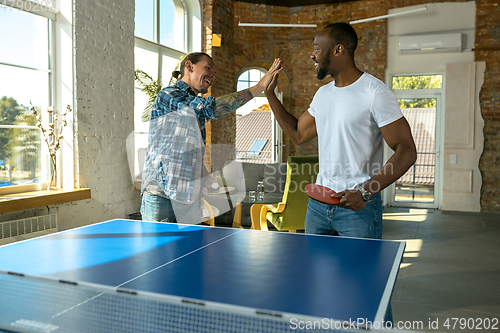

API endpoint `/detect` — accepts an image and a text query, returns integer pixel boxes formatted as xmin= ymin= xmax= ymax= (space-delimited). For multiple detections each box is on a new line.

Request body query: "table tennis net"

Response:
xmin=1 ymin=270 xmax=297 ymax=333
xmin=0 ymin=270 xmax=395 ymax=333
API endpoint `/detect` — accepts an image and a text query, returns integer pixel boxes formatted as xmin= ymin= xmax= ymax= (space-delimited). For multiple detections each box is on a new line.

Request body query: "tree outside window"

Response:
xmin=392 ymin=75 xmax=442 ymax=108
xmin=0 ymin=10 xmax=50 ymax=187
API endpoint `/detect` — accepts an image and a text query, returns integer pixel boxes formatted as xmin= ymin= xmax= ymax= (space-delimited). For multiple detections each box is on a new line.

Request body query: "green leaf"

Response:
xmin=135 ymin=54 xmax=186 ymax=122
xmin=134 ymin=69 xmax=163 ymax=122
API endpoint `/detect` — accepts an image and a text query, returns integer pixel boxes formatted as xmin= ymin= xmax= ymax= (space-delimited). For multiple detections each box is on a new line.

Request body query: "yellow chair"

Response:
xmin=202 ymin=199 xmax=216 ymax=226
xmin=259 ymin=156 xmax=319 ymax=232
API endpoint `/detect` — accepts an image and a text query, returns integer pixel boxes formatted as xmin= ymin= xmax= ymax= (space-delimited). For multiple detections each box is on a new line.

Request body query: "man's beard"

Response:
xmin=317 ymin=66 xmax=328 ymax=80
xmin=316 ymin=54 xmax=330 ymax=80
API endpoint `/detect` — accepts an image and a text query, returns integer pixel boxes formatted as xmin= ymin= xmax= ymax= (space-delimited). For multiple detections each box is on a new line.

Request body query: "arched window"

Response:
xmin=237 ymin=69 xmax=264 ymax=92
xmin=235 ymin=68 xmax=267 ymax=116
xmin=235 ymin=68 xmax=282 ymax=163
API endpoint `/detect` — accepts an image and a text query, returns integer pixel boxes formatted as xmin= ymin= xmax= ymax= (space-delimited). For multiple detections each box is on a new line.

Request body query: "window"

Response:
xmin=237 ymin=69 xmax=264 ymax=92
xmin=392 ymin=75 xmax=442 ymax=109
xmin=0 ymin=8 xmax=53 ymax=188
xmin=246 ymin=139 xmax=268 ymax=157
xmin=235 ymin=68 xmax=268 ymax=117
xmin=235 ymin=67 xmax=280 ymax=163
xmin=134 ymin=0 xmax=155 ymax=42
xmin=135 ymin=0 xmax=185 ymax=51
xmin=133 ymin=0 xmax=200 ymax=176
xmin=392 ymin=75 xmax=443 ymax=90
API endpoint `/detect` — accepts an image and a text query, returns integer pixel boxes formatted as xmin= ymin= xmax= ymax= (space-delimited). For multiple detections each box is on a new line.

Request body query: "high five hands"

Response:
xmin=259 ymin=58 xmax=282 ymax=93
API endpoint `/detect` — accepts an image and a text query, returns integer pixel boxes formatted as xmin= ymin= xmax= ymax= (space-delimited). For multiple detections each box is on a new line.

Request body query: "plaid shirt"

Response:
xmin=150 ymin=80 xmax=216 ymax=142
xmin=142 ymin=80 xmax=253 ymax=203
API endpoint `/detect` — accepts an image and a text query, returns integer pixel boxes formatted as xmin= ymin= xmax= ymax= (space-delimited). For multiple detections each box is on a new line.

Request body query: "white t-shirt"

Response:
xmin=308 ymin=72 xmax=403 ymax=192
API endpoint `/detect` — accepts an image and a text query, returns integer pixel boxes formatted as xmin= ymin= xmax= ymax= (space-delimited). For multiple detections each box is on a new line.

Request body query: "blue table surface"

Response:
xmin=0 ymin=219 xmax=405 ymax=322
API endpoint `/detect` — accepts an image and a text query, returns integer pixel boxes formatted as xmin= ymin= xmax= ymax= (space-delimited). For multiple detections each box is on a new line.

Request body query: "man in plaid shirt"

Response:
xmin=141 ymin=53 xmax=282 ymax=224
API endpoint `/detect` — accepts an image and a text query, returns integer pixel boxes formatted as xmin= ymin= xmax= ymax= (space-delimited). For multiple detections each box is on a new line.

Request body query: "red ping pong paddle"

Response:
xmin=305 ymin=184 xmax=340 ymax=205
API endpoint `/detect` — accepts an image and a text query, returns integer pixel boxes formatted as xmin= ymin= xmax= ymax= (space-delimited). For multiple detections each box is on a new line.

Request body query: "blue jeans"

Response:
xmin=140 ymin=192 xmax=201 ymax=224
xmin=305 ymin=193 xmax=383 ymax=239
xmin=304 ymin=193 xmax=392 ymax=323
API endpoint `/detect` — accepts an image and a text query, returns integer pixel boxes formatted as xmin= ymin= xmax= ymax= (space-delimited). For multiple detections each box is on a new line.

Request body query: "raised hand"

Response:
xmin=257 ymin=58 xmax=282 ymax=92
xmin=264 ymin=69 xmax=280 ymax=97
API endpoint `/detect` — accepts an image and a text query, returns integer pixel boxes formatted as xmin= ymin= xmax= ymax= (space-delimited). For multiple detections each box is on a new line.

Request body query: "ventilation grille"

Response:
xmin=0 ymin=214 xmax=57 ymax=240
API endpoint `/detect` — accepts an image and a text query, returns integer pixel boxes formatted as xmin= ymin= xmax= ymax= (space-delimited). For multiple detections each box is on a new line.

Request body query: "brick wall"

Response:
xmin=203 ymin=0 xmax=239 ymax=170
xmin=204 ymin=0 xmax=500 ymax=212
xmin=208 ymin=1 xmax=392 ymax=158
xmin=475 ymin=0 xmax=500 ymax=212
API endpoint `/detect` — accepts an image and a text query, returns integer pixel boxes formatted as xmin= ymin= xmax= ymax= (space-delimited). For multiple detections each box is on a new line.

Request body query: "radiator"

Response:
xmin=0 ymin=214 xmax=58 ymax=244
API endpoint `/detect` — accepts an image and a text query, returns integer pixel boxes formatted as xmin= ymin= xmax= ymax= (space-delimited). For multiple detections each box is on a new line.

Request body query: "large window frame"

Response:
xmin=134 ymin=0 xmax=201 ymax=89
xmin=0 ymin=1 xmax=58 ymax=194
xmin=133 ymin=0 xmax=201 ymax=176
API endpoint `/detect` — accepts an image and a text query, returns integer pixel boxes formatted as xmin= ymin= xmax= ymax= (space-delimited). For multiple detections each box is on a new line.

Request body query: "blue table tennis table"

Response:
xmin=0 ymin=219 xmax=405 ymax=333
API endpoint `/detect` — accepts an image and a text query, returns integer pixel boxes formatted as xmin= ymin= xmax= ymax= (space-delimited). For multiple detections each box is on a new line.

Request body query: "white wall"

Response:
xmin=442 ymin=62 xmax=485 ymax=212
xmin=387 ymin=2 xmax=475 ymax=72
xmin=385 ymin=2 xmax=484 ymax=212
xmin=0 ymin=0 xmax=140 ymax=232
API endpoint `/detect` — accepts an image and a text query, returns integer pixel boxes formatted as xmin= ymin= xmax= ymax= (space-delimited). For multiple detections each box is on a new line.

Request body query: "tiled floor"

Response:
xmin=382 ymin=208 xmax=500 ymax=332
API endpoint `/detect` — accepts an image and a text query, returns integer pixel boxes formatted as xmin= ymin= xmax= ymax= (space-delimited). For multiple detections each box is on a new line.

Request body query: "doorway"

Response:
xmin=385 ymin=74 xmax=444 ymax=209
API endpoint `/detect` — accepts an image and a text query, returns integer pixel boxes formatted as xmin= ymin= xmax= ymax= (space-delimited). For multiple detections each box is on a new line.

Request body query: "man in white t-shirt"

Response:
xmin=265 ymin=22 xmax=416 ymax=326
xmin=265 ymin=22 xmax=416 ymax=239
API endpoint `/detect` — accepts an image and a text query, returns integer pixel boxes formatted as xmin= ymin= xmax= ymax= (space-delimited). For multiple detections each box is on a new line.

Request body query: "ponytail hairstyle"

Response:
xmin=171 ymin=52 xmax=212 ymax=81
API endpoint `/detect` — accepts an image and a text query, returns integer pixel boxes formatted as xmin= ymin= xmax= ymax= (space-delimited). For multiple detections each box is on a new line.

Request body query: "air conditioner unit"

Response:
xmin=398 ymin=33 xmax=462 ymax=54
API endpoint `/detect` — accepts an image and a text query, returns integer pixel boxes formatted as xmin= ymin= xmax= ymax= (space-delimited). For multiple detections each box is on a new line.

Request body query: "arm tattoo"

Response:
xmin=214 ymin=89 xmax=253 ymax=117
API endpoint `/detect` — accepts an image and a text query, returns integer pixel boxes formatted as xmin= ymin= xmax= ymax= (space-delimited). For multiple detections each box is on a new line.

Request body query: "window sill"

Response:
xmin=0 ymin=188 xmax=91 ymax=214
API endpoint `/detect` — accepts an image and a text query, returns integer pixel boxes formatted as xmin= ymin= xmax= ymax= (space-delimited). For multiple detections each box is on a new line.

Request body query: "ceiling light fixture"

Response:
xmin=350 ymin=5 xmax=428 ymax=25
xmin=238 ymin=22 xmax=317 ymax=28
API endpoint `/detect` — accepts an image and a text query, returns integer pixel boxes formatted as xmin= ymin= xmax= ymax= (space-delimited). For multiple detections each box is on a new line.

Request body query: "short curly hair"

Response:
xmin=323 ymin=22 xmax=358 ymax=56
